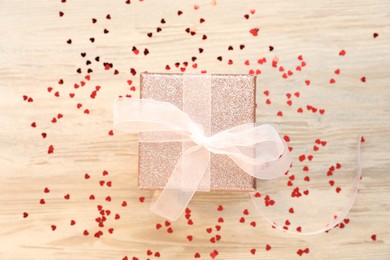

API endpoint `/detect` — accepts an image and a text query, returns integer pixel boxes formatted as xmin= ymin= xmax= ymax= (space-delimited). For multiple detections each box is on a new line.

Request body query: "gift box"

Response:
xmin=138 ymin=72 xmax=257 ymax=191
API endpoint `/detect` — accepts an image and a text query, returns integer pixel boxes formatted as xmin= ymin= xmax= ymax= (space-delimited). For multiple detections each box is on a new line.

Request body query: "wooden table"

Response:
xmin=1 ymin=0 xmax=389 ymax=259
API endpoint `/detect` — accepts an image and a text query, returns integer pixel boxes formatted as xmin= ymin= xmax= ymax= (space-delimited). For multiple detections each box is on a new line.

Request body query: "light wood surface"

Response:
xmin=1 ymin=0 xmax=389 ymax=259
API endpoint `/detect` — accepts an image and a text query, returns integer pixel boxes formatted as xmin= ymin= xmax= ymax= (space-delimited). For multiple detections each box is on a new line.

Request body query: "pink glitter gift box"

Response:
xmin=138 ymin=72 xmax=257 ymax=191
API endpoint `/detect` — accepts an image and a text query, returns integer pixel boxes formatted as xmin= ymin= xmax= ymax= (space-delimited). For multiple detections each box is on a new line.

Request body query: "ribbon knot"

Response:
xmin=190 ymin=126 xmax=211 ymax=147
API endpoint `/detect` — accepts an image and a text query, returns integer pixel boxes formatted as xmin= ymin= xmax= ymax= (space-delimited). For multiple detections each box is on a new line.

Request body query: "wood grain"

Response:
xmin=0 ymin=0 xmax=389 ymax=259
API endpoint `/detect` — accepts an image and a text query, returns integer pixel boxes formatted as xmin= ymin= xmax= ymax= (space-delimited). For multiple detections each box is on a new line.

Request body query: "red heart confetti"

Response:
xmin=249 ymin=28 xmax=259 ymax=36
xmin=48 ymin=145 xmax=54 ymax=154
xmin=210 ymin=250 xmax=219 ymax=259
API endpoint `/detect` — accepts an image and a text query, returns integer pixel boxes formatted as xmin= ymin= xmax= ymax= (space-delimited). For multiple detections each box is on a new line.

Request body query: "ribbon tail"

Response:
xmin=250 ymin=136 xmax=363 ymax=235
xmin=150 ymin=144 xmax=210 ymax=221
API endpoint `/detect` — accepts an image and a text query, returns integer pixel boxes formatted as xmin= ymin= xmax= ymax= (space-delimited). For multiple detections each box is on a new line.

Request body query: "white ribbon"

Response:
xmin=113 ymin=98 xmax=291 ymax=221
xmin=114 ymin=97 xmax=363 ymax=235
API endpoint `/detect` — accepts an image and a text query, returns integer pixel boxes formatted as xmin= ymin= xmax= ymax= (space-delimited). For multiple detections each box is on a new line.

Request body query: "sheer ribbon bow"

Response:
xmin=113 ymin=98 xmax=291 ymax=220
